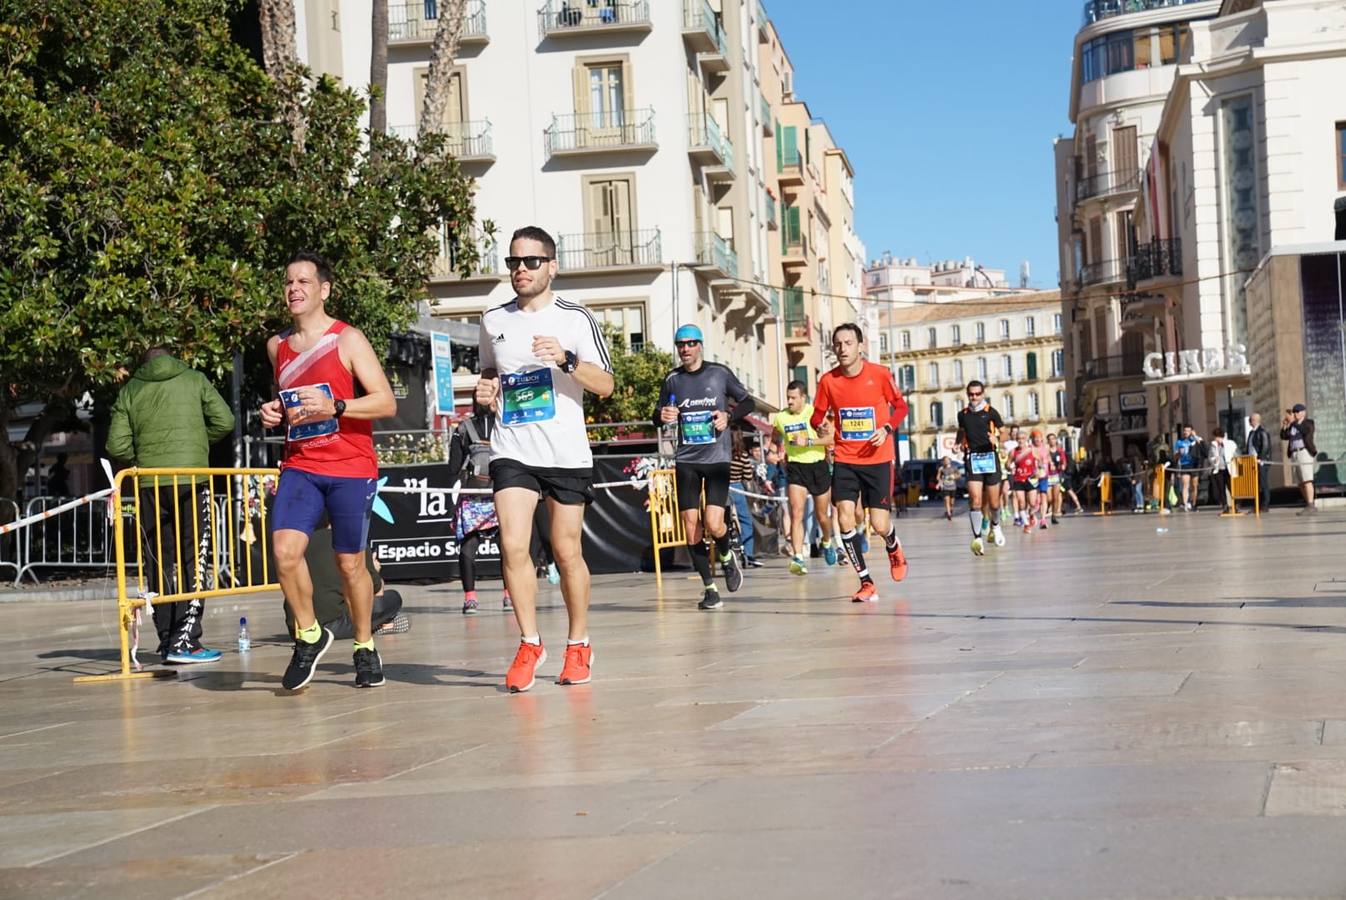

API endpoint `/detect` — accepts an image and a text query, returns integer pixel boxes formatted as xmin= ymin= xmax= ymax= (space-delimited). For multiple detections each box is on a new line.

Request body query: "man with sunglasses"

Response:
xmin=476 ymin=226 xmax=615 ymax=693
xmin=654 ymin=324 xmax=754 ymax=610
xmin=955 ymin=380 xmax=1006 ymax=556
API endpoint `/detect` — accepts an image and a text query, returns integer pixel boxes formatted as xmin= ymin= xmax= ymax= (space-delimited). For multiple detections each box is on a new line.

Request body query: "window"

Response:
xmin=930 ymin=401 xmax=944 ymax=429
xmin=977 ymin=357 xmax=988 ymax=381
xmin=898 ymin=365 xmax=916 ymax=392
xmin=926 ymin=362 xmax=939 ymax=385
xmin=976 ymin=322 xmax=986 ymax=343
xmin=1001 ymin=354 xmax=1013 ymax=379
xmin=1051 ymin=350 xmax=1064 ymax=376
xmin=586 ymin=62 xmax=626 ymax=128
xmin=590 ymin=302 xmax=646 ymax=352
xmin=1337 ymin=121 xmax=1346 ymax=190
xmin=1026 ymin=352 xmax=1038 ymax=381
xmin=1028 ymin=392 xmax=1040 ymax=419
xmin=953 ymin=360 xmax=964 ymax=385
xmin=582 ymin=176 xmax=637 ymax=266
xmin=927 ymin=327 xmax=938 ymax=349
xmin=1002 ymin=394 xmax=1015 ymax=419
xmin=951 ymin=324 xmax=961 ymax=345
xmin=905 ymin=405 xmax=917 ymax=431
xmin=900 ymin=330 xmax=911 ymax=350
xmin=999 ymin=319 xmax=1010 ymax=339
xmin=777 ymin=124 xmax=800 ymax=169
xmin=1053 ymin=313 xmax=1063 ymax=334
xmin=879 ymin=332 xmax=889 ymax=355
xmin=1025 ymin=316 xmax=1035 ymax=337
xmin=1056 ymin=389 xmax=1068 ymax=418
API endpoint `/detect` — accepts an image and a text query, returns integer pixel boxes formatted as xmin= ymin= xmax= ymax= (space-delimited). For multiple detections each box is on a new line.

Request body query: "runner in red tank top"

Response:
xmin=809 ymin=323 xmax=910 ymax=603
xmin=259 ymin=251 xmax=397 ymax=691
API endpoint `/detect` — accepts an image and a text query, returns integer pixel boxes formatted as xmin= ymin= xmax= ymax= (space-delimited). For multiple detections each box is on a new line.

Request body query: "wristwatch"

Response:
xmin=333 ymin=399 xmax=347 ymax=419
xmin=882 ymin=423 xmax=894 ymax=435
xmin=560 ymin=350 xmax=579 ymax=374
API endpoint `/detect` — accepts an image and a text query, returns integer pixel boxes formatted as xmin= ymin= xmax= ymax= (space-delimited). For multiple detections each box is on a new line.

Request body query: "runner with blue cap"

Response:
xmin=654 ymin=323 xmax=754 ymax=609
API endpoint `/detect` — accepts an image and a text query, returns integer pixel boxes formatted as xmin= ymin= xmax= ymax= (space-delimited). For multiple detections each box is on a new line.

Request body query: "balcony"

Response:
xmin=760 ymin=96 xmax=773 ymax=135
xmin=555 ymin=229 xmax=662 ymax=272
xmin=778 ymin=152 xmax=803 ymax=186
xmin=537 ymin=1 xmax=652 ymax=37
xmin=544 ymin=108 xmax=656 ymax=160
xmin=1082 ymin=0 xmax=1210 ymax=27
xmin=756 ymin=0 xmax=769 ymax=40
xmin=784 ymin=315 xmax=812 ymax=345
xmin=389 ymin=121 xmax=494 ymax=164
xmin=1076 ymin=258 xmax=1124 ymax=290
xmin=765 ymin=194 xmax=778 ymax=230
xmin=781 ymin=233 xmax=807 ymax=271
xmin=693 ymin=232 xmax=739 ymax=279
xmin=1126 ymin=238 xmax=1182 ymax=289
xmin=768 ymin=287 xmax=781 ymax=319
xmin=432 ymin=227 xmax=499 ymax=282
xmin=687 ymin=114 xmax=735 ymax=178
xmin=1075 ymin=168 xmax=1142 ymax=203
xmin=389 ymin=0 xmax=488 ymax=46
xmin=1078 ymin=354 xmax=1146 ymax=388
xmin=682 ymin=0 xmax=729 ymax=72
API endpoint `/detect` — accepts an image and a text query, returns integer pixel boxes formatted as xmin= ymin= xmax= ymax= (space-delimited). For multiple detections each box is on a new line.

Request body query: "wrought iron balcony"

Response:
xmin=388 ymin=121 xmax=494 ymax=162
xmin=687 ymin=113 xmax=734 ymax=173
xmin=694 ymin=232 xmax=739 ymax=278
xmin=537 ymin=1 xmax=651 ymax=36
xmin=432 ymin=227 xmax=499 ymax=280
xmin=1076 ymin=258 xmax=1124 ymax=290
xmin=1078 ymin=354 xmax=1146 ymax=386
xmin=389 ymin=0 xmax=487 ymax=44
xmin=555 ymin=228 xmax=662 ymax=271
xmin=1075 ymin=168 xmax=1142 ymax=203
xmin=1082 ymin=0 xmax=1210 ymax=27
xmin=544 ymin=108 xmax=656 ymax=159
xmin=1126 ymin=239 xmax=1182 ymax=289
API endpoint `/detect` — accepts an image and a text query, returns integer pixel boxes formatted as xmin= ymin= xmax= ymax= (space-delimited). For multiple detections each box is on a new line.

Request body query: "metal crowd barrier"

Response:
xmin=17 ymin=495 xmax=118 ymax=584
xmin=75 ymin=467 xmax=281 ymax=684
xmin=647 ymin=469 xmax=686 ymax=585
xmin=0 ymin=498 xmax=19 ymax=582
xmin=1229 ymin=454 xmax=1261 ymax=516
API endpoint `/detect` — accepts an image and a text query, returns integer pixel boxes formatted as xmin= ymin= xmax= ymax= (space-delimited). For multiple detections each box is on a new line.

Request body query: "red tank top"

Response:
xmin=275 ymin=321 xmax=378 ymax=479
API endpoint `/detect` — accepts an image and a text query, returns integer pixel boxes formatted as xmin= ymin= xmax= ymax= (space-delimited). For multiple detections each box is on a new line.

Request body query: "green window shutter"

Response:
xmin=786 ymin=206 xmax=801 ymax=244
xmin=780 ymin=125 xmax=797 ymax=169
xmin=1026 ymin=352 xmax=1038 ymax=380
xmin=776 ymin=123 xmax=784 ymax=171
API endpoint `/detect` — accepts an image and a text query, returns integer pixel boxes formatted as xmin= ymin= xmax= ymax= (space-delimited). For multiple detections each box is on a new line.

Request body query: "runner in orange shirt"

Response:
xmin=810 ymin=324 xmax=910 ymax=603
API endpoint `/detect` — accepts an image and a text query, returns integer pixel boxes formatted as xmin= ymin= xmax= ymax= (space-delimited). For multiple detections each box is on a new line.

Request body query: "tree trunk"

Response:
xmin=258 ymin=0 xmax=305 ymax=149
xmin=419 ymin=0 xmax=470 ymax=139
xmin=369 ymin=0 xmax=389 ymax=161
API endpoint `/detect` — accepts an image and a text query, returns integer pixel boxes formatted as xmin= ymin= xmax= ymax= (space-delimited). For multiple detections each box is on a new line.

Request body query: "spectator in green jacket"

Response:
xmin=107 ymin=348 xmax=235 ymax=665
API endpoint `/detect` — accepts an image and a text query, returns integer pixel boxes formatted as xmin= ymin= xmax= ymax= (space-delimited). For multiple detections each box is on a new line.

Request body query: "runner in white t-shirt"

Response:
xmin=476 ymin=226 xmax=614 ymax=693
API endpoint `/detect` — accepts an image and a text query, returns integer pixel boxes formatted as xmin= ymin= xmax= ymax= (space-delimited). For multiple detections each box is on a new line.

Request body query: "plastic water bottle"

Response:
xmin=237 ymin=617 xmax=251 ymax=653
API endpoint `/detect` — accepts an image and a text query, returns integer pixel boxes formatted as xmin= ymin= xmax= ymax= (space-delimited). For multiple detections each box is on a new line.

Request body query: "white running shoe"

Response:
xmin=971 ymin=536 xmax=985 ymax=557
xmin=992 ymin=527 xmax=1005 ymax=547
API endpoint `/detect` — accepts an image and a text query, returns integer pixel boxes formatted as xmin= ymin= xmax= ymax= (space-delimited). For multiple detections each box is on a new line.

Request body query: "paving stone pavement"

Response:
xmin=2 ymin=506 xmax=1346 ymax=898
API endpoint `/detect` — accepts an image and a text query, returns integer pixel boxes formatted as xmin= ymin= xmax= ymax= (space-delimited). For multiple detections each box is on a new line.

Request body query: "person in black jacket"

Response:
xmin=1245 ymin=413 xmax=1272 ymax=512
xmin=1281 ymin=403 xmax=1317 ymax=513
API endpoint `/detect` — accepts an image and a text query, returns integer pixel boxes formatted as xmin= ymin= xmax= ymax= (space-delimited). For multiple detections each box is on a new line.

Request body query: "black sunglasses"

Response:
xmin=967 ymin=391 xmax=984 ymax=398
xmin=675 ymin=340 xmax=701 ymax=348
xmin=505 ymin=255 xmax=554 ymax=271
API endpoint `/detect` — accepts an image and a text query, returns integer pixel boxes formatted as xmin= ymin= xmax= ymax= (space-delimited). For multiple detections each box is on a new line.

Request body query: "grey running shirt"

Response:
xmin=655 ymin=363 xmax=750 ymax=465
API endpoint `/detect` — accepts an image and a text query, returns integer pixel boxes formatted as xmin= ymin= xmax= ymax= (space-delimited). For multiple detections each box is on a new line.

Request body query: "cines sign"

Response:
xmin=1143 ymin=344 xmax=1250 ymax=381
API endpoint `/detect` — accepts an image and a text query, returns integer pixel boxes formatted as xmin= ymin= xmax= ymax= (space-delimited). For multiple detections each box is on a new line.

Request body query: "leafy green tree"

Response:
xmin=0 ymin=0 xmax=480 ymax=498
xmin=585 ymin=324 xmax=675 ymax=439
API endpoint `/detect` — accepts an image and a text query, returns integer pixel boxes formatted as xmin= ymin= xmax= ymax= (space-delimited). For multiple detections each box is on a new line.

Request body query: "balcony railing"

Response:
xmin=1076 ymin=258 xmax=1124 ymax=289
xmin=768 ymin=287 xmax=781 ymax=318
xmin=694 ymin=232 xmax=739 ymax=277
xmin=555 ymin=228 xmax=661 ymax=271
xmin=389 ymin=0 xmax=487 ymax=44
xmin=687 ymin=113 xmax=734 ymax=170
xmin=389 ymin=121 xmax=493 ymax=160
xmin=784 ymin=316 xmax=812 ymax=341
xmin=683 ymin=0 xmax=729 ymax=60
xmin=1082 ymin=0 xmax=1209 ymax=27
xmin=765 ymin=194 xmax=777 ymax=230
xmin=544 ymin=108 xmax=656 ymax=158
xmin=1076 ymin=168 xmax=1142 ymax=203
xmin=760 ymin=96 xmax=772 ymax=134
xmin=1078 ymin=354 xmax=1147 ymax=385
xmin=433 ymin=227 xmax=498 ymax=279
xmin=537 ymin=1 xmax=651 ymax=35
xmin=1126 ymin=238 xmax=1182 ymax=288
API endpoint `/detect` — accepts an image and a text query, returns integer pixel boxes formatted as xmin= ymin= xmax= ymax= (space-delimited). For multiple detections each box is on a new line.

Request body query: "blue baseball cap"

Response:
xmin=674 ymin=324 xmax=704 ymax=343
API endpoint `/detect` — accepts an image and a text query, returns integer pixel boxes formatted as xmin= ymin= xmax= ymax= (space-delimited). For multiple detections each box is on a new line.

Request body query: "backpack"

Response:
xmin=461 ymin=416 xmax=494 ymax=488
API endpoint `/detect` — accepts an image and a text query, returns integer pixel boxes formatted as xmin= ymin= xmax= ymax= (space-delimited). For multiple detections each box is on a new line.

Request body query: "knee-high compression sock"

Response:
xmin=970 ymin=509 xmax=984 ymax=538
xmin=712 ymin=531 xmax=731 ymax=561
xmin=839 ymin=530 xmax=871 ymax=583
xmin=884 ymin=523 xmax=900 ymax=552
xmin=689 ymin=540 xmax=714 ymax=587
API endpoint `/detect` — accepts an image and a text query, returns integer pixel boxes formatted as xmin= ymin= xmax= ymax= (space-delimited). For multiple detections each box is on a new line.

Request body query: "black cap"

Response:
xmin=1292 ymin=403 xmax=1307 ymax=413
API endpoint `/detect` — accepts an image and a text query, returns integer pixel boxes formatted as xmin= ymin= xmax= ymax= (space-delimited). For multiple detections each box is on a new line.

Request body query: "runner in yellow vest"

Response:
xmin=771 ymin=380 xmax=836 ymax=575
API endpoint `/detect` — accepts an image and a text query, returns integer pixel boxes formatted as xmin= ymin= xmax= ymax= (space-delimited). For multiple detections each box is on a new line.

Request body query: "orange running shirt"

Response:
xmin=809 ymin=361 xmax=909 ymax=465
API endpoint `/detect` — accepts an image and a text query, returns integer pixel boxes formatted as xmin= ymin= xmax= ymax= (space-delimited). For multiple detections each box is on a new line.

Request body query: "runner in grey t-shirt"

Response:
xmin=653 ymin=325 xmax=753 ymax=608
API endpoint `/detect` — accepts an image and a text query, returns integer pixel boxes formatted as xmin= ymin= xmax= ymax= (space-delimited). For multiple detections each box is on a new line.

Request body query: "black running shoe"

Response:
xmin=282 ymin=627 xmax=334 ymax=691
xmin=354 ymin=647 xmax=385 ymax=688
xmin=722 ymin=551 xmax=744 ymax=593
xmin=698 ymin=588 xmax=723 ymax=610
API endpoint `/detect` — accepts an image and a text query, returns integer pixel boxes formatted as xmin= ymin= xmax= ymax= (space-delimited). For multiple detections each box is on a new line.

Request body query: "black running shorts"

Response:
xmin=786 ymin=459 xmax=831 ymax=497
xmin=674 ymin=462 xmax=731 ymax=510
xmin=490 ymin=459 xmax=593 ymax=506
xmin=831 ymin=461 xmax=891 ymax=509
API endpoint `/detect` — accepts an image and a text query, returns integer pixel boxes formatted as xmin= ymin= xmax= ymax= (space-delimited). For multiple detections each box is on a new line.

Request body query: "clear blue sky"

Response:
xmin=767 ymin=0 xmax=1081 ymax=289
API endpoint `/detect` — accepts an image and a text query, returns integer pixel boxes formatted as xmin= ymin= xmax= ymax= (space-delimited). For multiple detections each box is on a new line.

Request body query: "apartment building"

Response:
xmin=880 ymin=293 xmax=1069 ymax=461
xmin=1052 ymin=0 xmax=1222 ymax=459
xmin=1133 ymin=0 xmax=1346 ymax=489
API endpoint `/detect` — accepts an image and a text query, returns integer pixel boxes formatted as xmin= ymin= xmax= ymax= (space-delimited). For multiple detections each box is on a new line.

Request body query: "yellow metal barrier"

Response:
xmin=75 ymin=467 xmax=281 ymax=684
xmin=647 ymin=469 xmax=686 ymax=584
xmin=1098 ymin=472 xmax=1112 ymax=515
xmin=1229 ymin=454 xmax=1261 ymax=516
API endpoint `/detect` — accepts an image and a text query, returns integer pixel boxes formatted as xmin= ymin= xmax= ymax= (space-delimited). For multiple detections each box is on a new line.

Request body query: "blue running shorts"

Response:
xmin=272 ymin=469 xmax=377 ymax=553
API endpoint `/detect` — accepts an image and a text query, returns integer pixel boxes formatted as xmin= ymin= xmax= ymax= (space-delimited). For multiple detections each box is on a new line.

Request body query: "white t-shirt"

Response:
xmin=478 ymin=295 xmax=613 ymax=471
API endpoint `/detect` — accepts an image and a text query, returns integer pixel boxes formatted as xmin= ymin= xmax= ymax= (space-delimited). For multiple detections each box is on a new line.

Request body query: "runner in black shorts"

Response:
xmin=655 ymin=325 xmax=753 ymax=610
xmin=771 ymin=380 xmax=836 ymax=575
xmin=955 ymin=379 xmax=1005 ymax=557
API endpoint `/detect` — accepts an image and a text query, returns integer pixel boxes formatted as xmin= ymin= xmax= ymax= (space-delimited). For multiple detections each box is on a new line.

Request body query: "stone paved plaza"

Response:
xmin=3 ymin=507 xmax=1346 ymax=898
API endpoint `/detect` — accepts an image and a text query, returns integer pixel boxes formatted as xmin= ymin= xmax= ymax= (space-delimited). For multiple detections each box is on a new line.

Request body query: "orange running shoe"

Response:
xmin=852 ymin=581 xmax=878 ymax=603
xmin=505 ymin=641 xmax=546 ymax=693
xmin=887 ymin=543 xmax=908 ymax=582
xmin=557 ymin=643 xmax=593 ymax=685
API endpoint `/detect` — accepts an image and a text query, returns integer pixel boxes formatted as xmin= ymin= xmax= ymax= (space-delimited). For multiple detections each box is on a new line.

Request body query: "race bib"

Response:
xmin=970 ymin=451 xmax=997 ymax=475
xmin=839 ymin=407 xmax=876 ymax=441
xmin=782 ymin=422 xmax=807 ymax=436
xmin=680 ymin=410 xmax=716 ymax=445
xmin=281 ymin=383 xmax=338 ymax=442
xmin=500 ymin=369 xmax=556 ymax=426
xmin=1048 ymin=475 xmax=1061 ymax=486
